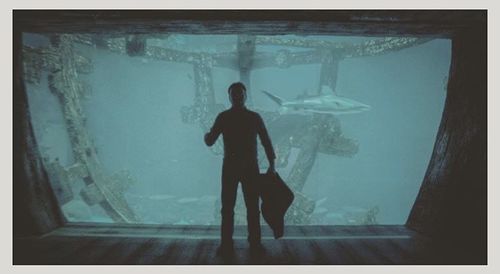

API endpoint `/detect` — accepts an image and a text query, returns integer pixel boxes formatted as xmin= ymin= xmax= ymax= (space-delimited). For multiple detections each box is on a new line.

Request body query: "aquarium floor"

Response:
xmin=14 ymin=223 xmax=474 ymax=265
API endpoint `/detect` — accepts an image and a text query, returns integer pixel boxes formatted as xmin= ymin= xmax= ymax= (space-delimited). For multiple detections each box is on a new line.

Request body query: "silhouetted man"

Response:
xmin=204 ymin=82 xmax=276 ymax=256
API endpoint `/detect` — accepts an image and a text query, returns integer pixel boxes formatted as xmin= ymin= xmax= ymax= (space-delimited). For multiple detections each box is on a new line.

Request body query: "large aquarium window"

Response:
xmin=22 ymin=33 xmax=451 ymax=225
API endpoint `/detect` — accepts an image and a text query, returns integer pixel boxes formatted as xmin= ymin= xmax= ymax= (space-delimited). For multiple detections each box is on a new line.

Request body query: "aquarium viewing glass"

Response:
xmin=22 ymin=33 xmax=451 ymax=226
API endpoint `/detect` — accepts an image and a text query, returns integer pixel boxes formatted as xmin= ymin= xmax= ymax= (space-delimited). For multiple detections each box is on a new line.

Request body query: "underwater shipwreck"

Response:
xmin=23 ymin=33 xmax=439 ymax=226
xmin=13 ymin=10 xmax=487 ymax=265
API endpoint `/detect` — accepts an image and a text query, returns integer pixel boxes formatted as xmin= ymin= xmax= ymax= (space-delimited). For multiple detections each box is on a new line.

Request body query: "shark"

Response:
xmin=261 ymin=86 xmax=371 ymax=115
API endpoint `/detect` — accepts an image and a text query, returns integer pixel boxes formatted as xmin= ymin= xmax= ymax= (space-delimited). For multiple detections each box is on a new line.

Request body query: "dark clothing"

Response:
xmin=258 ymin=172 xmax=294 ymax=239
xmin=205 ymin=106 xmax=275 ymax=246
xmin=220 ymin=160 xmax=261 ymax=245
xmin=205 ymin=106 xmax=276 ymax=162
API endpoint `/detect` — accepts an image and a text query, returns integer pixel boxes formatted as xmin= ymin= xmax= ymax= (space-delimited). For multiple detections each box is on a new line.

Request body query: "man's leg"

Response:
xmin=220 ymin=161 xmax=239 ymax=249
xmin=241 ymin=168 xmax=261 ymax=246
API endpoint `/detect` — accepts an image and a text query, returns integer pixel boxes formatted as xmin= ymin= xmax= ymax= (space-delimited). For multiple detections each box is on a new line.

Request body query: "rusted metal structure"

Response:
xmin=14 ymin=10 xmax=487 ymax=265
xmin=23 ymin=32 xmax=428 ymax=224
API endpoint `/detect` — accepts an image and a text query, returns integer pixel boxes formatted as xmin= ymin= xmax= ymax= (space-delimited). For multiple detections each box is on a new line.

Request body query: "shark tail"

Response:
xmin=261 ymin=90 xmax=284 ymax=106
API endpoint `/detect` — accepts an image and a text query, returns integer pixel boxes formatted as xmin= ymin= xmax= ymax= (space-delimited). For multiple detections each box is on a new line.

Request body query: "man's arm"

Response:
xmin=256 ymin=114 xmax=276 ymax=170
xmin=204 ymin=113 xmax=223 ymax=146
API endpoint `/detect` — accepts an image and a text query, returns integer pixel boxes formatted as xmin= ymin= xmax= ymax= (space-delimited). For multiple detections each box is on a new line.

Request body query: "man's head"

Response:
xmin=228 ymin=82 xmax=247 ymax=107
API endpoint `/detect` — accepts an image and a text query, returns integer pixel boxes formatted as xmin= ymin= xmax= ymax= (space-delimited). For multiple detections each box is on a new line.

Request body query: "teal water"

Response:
xmin=23 ymin=33 xmax=451 ymax=225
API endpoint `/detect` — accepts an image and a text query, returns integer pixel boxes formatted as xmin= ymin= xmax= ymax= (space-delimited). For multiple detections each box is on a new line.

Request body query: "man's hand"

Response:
xmin=204 ymin=133 xmax=214 ymax=146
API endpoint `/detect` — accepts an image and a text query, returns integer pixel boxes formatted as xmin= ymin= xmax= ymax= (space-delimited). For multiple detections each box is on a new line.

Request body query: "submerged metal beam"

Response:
xmin=237 ymin=34 xmax=256 ymax=106
xmin=343 ymin=37 xmax=432 ymax=58
xmin=71 ymin=34 xmax=430 ymax=72
xmin=44 ymin=34 xmax=140 ymax=223
xmin=23 ymin=45 xmax=92 ymax=85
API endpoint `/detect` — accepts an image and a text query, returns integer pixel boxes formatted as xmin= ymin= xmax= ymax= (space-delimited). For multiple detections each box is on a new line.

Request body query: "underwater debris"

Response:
xmin=285 ymin=191 xmax=316 ymax=224
xmin=26 ymin=33 xmax=429 ymax=225
xmin=339 ymin=206 xmax=381 ymax=225
xmin=108 ymin=169 xmax=136 ymax=194
xmin=275 ymin=49 xmax=292 ymax=68
xmin=74 ymin=53 xmax=93 ymax=74
xmin=346 ymin=37 xmax=431 ymax=58
xmin=62 ymin=199 xmax=93 ymax=222
xmin=309 ymin=205 xmax=381 ymax=225
xmin=211 ymin=186 xmax=314 ymax=226
xmin=37 ymin=34 xmax=140 ymax=223
xmin=361 ymin=206 xmax=380 ymax=225
xmin=125 ymin=193 xmax=219 ymax=225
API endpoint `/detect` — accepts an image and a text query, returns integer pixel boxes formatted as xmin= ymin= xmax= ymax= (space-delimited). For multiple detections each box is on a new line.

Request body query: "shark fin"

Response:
xmin=261 ymin=90 xmax=284 ymax=106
